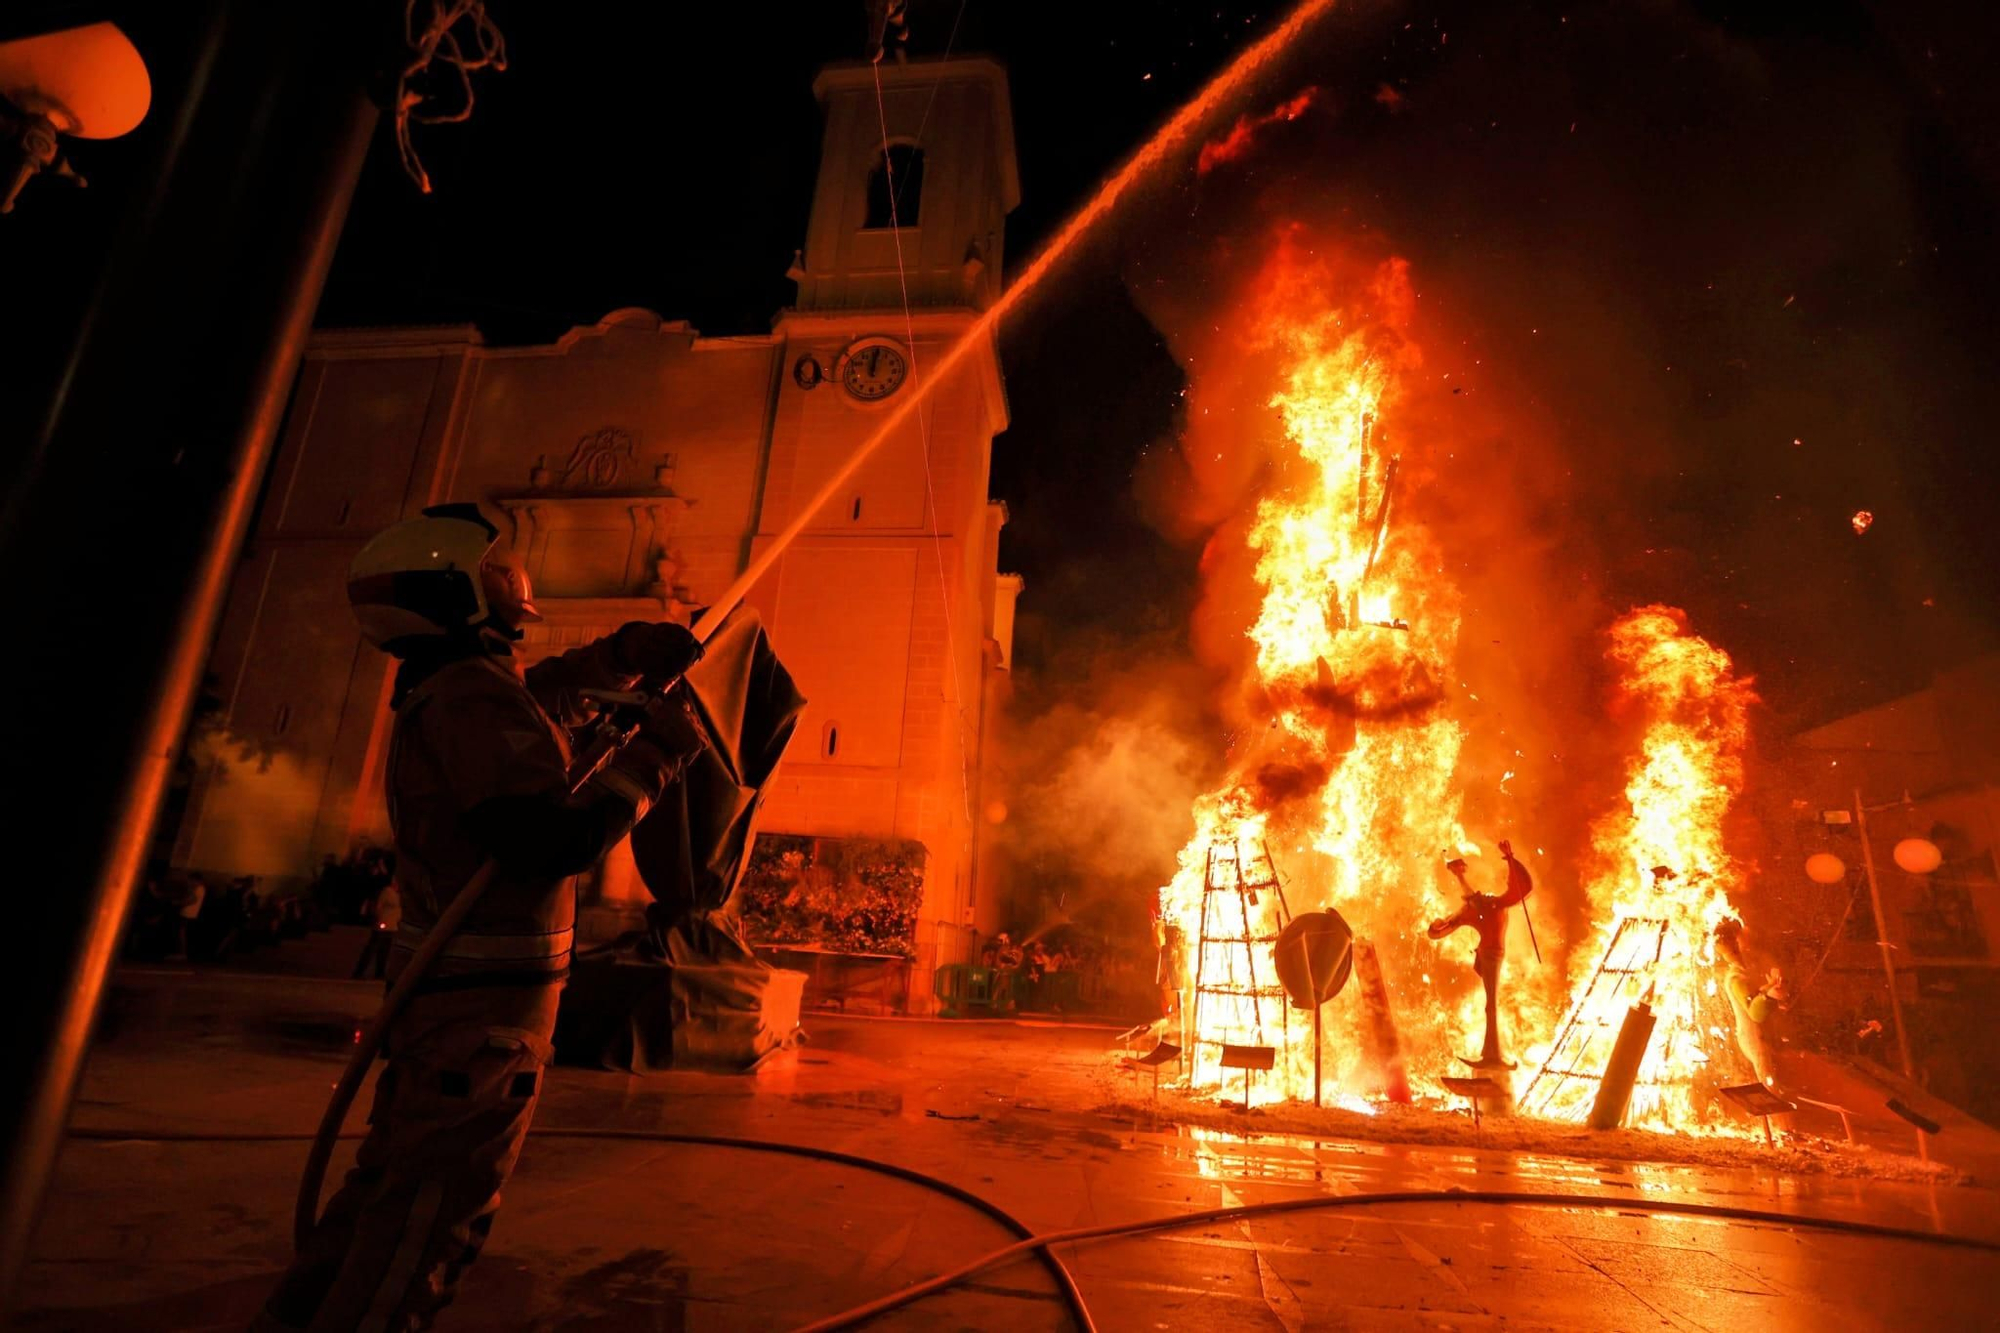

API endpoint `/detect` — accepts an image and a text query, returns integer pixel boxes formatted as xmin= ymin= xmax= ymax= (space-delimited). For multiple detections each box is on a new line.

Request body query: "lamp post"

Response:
xmin=0 ymin=1 xmax=382 ymax=1305
xmin=1852 ymin=790 xmax=1916 ymax=1084
xmin=1850 ymin=791 xmax=1944 ymax=1163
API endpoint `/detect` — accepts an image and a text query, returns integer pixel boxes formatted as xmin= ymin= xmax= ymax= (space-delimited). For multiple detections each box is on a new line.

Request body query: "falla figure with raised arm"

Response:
xmin=1428 ymin=840 xmax=1535 ymax=1070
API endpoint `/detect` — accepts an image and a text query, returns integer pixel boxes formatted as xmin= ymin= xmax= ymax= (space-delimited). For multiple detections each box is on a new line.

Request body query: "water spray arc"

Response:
xmin=295 ymin=0 xmax=1347 ymax=1251
xmin=689 ymin=0 xmax=1343 ymax=645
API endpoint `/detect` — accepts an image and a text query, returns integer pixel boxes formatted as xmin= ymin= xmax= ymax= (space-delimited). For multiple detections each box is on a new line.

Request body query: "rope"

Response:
xmin=868 ymin=54 xmax=978 ymax=841
xmin=394 ymin=0 xmax=509 ymax=194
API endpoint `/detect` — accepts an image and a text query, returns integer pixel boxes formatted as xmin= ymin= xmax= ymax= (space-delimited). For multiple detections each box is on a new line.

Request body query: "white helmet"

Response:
xmin=347 ymin=503 xmax=541 ymax=653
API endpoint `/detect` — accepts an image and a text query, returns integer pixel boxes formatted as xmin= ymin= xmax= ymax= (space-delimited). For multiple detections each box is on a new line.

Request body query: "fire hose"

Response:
xmin=294 ymin=266 xmax=958 ymax=1249
xmin=83 ymin=1121 xmax=2000 ymax=1332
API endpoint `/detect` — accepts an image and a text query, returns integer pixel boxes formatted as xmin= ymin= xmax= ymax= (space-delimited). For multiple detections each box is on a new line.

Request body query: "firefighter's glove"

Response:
xmin=634 ymin=686 xmax=706 ymax=770
xmin=586 ymin=689 xmax=706 ymax=823
xmin=609 ymin=621 xmax=704 ymax=684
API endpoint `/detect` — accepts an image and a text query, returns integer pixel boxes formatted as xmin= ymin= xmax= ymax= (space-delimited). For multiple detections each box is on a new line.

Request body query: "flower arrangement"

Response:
xmin=737 ymin=833 xmax=927 ymax=957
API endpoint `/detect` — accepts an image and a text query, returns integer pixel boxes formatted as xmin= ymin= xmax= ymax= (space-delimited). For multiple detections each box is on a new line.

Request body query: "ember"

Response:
xmin=1196 ymin=87 xmax=1323 ymax=175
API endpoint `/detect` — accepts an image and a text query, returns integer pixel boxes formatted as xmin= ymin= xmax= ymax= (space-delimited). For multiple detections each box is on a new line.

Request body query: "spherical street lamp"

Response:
xmin=0 ymin=22 xmax=151 ymax=212
xmin=1892 ymin=838 xmax=1942 ymax=875
xmin=1804 ymin=852 xmax=1847 ymax=885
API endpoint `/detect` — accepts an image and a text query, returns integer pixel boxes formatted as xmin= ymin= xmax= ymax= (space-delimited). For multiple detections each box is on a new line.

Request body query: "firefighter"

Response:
xmin=257 ymin=504 xmax=707 ymax=1332
xmin=1428 ymin=840 xmax=1534 ymax=1069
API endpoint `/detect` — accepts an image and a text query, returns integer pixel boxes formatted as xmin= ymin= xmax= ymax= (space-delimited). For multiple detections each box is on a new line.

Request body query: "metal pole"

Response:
xmin=1303 ymin=942 xmax=1321 ymax=1108
xmin=1853 ymin=789 xmax=1927 ymax=1163
xmin=1853 ymin=789 xmax=1916 ymax=1079
xmin=0 ymin=1 xmax=381 ymax=1302
xmin=1313 ymin=1002 xmax=1323 ymax=1109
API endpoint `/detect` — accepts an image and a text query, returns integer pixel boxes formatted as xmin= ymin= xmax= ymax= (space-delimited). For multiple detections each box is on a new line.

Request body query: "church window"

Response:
xmin=864 ymin=144 xmax=923 ymax=229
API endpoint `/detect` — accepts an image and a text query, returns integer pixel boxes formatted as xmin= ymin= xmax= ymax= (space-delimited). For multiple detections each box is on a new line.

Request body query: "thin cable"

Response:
xmin=65 ymin=1124 xmax=1995 ymax=1331
xmin=870 ymin=58 xmax=977 ymax=844
xmin=791 ymin=1188 xmax=2000 ymax=1332
xmin=893 ymin=0 xmax=971 ymax=219
xmin=1795 ymin=878 xmax=1862 ymax=999
xmin=695 ymin=0 xmax=1343 ymax=639
xmin=395 ymin=0 xmax=508 ymax=193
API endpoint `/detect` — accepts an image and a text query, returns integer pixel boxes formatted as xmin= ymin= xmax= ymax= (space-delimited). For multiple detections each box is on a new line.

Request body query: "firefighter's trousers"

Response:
xmin=259 ymin=981 xmax=559 ymax=1332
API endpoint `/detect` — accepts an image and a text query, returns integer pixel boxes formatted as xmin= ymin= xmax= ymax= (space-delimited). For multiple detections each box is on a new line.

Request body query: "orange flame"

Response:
xmin=1519 ymin=606 xmax=1759 ymax=1129
xmin=1197 ymin=88 xmax=1324 ymax=175
xmin=1159 ymin=243 xmax=1478 ymax=1104
xmin=1156 ymin=239 xmax=1763 ymax=1132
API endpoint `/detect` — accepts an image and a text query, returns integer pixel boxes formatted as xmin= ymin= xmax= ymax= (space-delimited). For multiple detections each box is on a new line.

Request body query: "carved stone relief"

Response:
xmin=529 ymin=427 xmax=639 ymax=491
xmin=495 ymin=427 xmax=693 ymax=603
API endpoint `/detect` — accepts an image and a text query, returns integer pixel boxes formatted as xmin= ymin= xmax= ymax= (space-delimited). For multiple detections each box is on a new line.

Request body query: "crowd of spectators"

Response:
xmin=308 ymin=846 xmax=396 ymax=926
xmin=977 ymin=929 xmax=1109 ymax=1013
xmin=124 ymin=846 xmax=398 ymax=968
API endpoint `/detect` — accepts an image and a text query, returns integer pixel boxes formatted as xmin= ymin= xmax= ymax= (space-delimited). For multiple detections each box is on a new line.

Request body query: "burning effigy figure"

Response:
xmin=1428 ymin=840 xmax=1534 ymax=1069
xmin=1713 ymin=919 xmax=1787 ymax=1087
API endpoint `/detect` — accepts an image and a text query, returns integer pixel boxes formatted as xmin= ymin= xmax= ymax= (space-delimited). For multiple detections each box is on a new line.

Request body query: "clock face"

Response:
xmin=841 ymin=341 xmax=908 ymax=401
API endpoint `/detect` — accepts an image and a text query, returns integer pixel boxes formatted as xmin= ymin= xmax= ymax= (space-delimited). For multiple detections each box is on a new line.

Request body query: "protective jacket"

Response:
xmin=385 ymin=638 xmax=640 ymax=987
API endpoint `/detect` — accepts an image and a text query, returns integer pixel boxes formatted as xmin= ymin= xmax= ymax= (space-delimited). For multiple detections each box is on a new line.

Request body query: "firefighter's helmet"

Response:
xmin=347 ymin=503 xmax=541 ymax=653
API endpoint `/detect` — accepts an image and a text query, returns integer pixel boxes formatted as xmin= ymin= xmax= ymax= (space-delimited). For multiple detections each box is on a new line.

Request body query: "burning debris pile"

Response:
xmin=1153 ymin=238 xmax=1767 ymax=1135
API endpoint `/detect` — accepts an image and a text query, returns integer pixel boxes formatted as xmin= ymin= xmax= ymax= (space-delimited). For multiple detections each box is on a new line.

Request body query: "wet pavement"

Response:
xmin=20 ymin=967 xmax=2000 ymax=1330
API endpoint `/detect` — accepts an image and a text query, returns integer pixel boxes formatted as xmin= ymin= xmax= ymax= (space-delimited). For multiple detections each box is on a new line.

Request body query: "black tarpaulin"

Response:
xmin=555 ymin=606 xmax=807 ymax=1072
xmin=630 ymin=605 xmax=805 ymax=927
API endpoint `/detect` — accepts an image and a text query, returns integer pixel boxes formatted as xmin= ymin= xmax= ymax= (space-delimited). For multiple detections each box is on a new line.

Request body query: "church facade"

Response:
xmin=173 ymin=58 xmax=1024 ymax=995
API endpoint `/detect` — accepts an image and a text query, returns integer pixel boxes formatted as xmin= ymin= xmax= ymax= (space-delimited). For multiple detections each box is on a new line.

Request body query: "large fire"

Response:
xmin=1157 ymin=240 xmax=1761 ymax=1131
xmin=1159 ymin=243 xmax=1477 ymax=1105
xmin=1517 ymin=607 xmax=1758 ymax=1129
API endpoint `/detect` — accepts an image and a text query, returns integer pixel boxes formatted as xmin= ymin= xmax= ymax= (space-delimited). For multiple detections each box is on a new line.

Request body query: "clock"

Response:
xmin=838 ymin=337 xmax=909 ymax=402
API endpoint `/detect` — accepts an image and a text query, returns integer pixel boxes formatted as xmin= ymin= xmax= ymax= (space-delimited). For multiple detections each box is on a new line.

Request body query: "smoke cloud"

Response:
xmin=181 ymin=728 xmax=332 ymax=881
xmin=996 ymin=640 xmax=1223 ymax=931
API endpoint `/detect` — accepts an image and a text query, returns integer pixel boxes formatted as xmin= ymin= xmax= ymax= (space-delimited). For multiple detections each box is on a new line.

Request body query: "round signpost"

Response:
xmin=1275 ymin=910 xmax=1355 ymax=1107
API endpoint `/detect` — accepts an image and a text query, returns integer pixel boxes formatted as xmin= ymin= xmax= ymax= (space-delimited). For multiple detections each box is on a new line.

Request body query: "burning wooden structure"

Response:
xmin=1154 ymin=242 xmax=1765 ymax=1135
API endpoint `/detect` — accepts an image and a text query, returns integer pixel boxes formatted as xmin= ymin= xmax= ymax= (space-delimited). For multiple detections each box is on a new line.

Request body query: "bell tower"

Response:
xmin=791 ymin=57 xmax=1018 ymax=312
xmin=751 ymin=55 xmax=1021 ymax=1001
